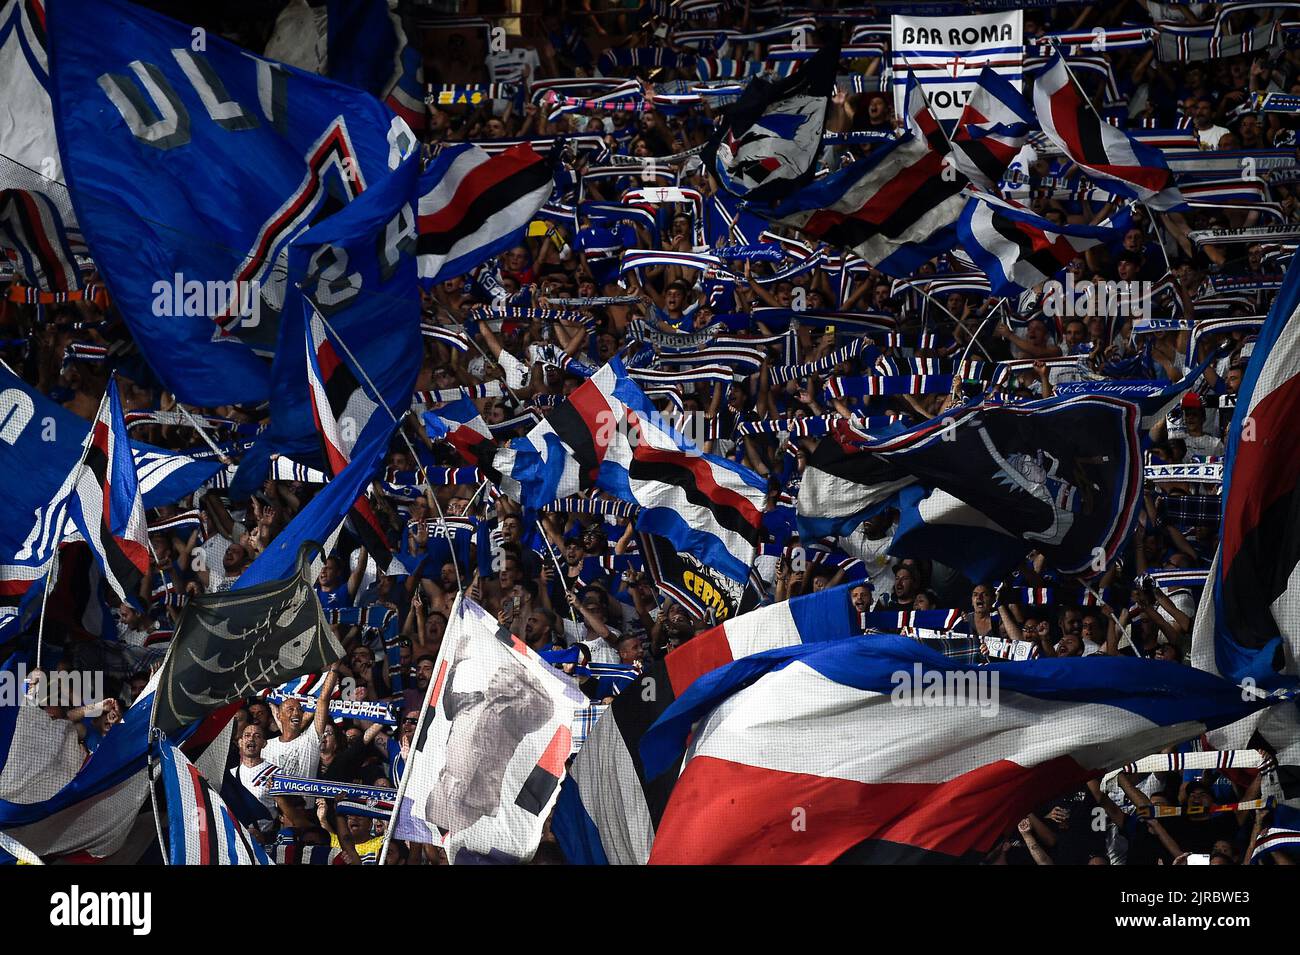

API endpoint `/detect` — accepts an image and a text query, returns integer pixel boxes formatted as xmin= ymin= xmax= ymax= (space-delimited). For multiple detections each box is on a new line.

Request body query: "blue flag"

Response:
xmin=48 ymin=0 xmax=418 ymax=405
xmin=0 ymin=364 xmax=90 ymax=640
xmin=237 ymin=157 xmax=420 ymax=588
xmin=264 ymin=149 xmax=421 ymax=464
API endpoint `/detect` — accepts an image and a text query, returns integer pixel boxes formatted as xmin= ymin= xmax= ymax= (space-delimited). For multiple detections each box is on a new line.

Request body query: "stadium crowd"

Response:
xmin=3 ymin=0 xmax=1299 ymax=865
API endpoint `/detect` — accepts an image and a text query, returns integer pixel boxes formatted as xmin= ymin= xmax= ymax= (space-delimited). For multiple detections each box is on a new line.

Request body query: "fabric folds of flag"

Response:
xmin=305 ymin=307 xmax=400 ymax=576
xmin=48 ymin=0 xmax=417 ymax=405
xmin=638 ymin=636 xmax=1278 ymax=864
xmin=0 ymin=0 xmax=85 ymax=293
xmin=551 ymin=585 xmax=860 ymax=865
xmin=867 ymin=394 xmax=1144 ymax=578
xmin=765 ymin=122 xmax=966 ymax=278
xmin=157 ymin=738 xmax=271 ymax=865
xmin=417 ymin=142 xmax=554 ymax=284
xmin=1191 ymin=247 xmax=1300 ymax=691
xmin=956 ymin=192 xmax=1131 ymax=297
xmin=62 ymin=379 xmax=149 ymax=604
xmin=492 ymin=358 xmax=766 ymax=583
xmin=1033 ymin=54 xmax=1186 ymax=212
xmin=422 ymin=399 xmax=497 ymax=475
xmin=950 ymin=66 xmax=1034 ymax=191
xmin=705 ymin=35 xmax=839 ymax=203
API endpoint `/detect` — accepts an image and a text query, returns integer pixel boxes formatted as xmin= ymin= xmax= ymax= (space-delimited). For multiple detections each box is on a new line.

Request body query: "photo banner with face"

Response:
xmin=390 ymin=594 xmax=585 ymax=863
xmin=890 ymin=11 xmax=1023 ymax=130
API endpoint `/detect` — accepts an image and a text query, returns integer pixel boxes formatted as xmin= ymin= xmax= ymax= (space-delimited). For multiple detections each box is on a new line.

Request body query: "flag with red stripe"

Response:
xmin=1192 ymin=247 xmax=1300 ymax=692
xmin=304 ymin=305 xmax=401 ymax=575
xmin=157 ymin=738 xmax=270 ymax=865
xmin=956 ymin=191 xmax=1132 ymax=297
xmin=639 ymin=635 xmax=1276 ymax=864
xmin=492 ymin=357 xmax=767 ymax=583
xmin=765 ymin=119 xmax=968 ymax=278
xmin=1034 ymin=54 xmax=1186 ymax=212
xmin=416 ymin=142 xmax=553 ymax=284
xmin=62 ymin=379 xmax=149 ymax=604
xmin=950 ymin=65 xmax=1034 ymax=190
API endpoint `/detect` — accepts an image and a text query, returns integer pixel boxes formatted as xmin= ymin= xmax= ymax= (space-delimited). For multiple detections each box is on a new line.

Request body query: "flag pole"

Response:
xmin=376 ymin=589 xmax=464 ymax=867
xmin=310 ymin=307 xmax=483 ymax=598
xmin=174 ymin=404 xmax=233 ymax=465
xmin=536 ymin=517 xmax=581 ymax=625
xmin=146 ymin=729 xmax=170 ymax=865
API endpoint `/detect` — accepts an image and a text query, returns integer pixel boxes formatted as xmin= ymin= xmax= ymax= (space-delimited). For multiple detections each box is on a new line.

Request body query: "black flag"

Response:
xmin=153 ymin=544 xmax=343 ymax=735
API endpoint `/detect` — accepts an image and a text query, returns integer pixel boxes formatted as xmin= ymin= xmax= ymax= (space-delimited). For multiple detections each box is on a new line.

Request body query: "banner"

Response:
xmin=390 ymin=594 xmax=583 ymax=864
xmin=890 ymin=10 xmax=1023 ymax=126
xmin=640 ymin=533 xmax=760 ymax=623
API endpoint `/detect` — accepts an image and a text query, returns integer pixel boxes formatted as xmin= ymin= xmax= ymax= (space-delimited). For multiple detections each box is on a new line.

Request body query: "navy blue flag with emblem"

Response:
xmin=870 ymin=395 xmax=1144 ymax=578
xmin=47 ymin=0 xmax=417 ymax=406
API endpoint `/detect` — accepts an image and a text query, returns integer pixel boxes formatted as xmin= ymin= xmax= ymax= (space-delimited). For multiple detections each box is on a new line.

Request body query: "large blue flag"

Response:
xmin=238 ymin=157 xmax=420 ymax=588
xmin=48 ymin=0 xmax=417 ymax=405
xmin=0 ymin=363 xmax=89 ymax=640
xmin=265 ymin=148 xmax=421 ymax=464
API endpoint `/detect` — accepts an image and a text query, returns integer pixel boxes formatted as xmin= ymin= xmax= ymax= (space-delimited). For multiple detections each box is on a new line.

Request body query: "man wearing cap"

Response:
xmin=1178 ymin=392 xmax=1224 ymax=459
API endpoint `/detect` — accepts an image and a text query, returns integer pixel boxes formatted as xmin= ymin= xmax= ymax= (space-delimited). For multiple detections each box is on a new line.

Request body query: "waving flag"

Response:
xmin=325 ymin=0 xmax=426 ymax=131
xmin=423 ymin=399 xmax=496 ymax=473
xmin=0 ymin=362 xmax=89 ymax=637
xmin=157 ymin=738 xmax=270 ymax=865
xmin=766 ymin=127 xmax=966 ymax=278
xmin=493 ymin=358 xmax=767 ymax=583
xmin=705 ymin=36 xmax=838 ymax=203
xmin=417 ymin=143 xmax=553 ymax=285
xmin=957 ymin=192 xmax=1131 ymax=297
xmin=61 ymin=380 xmax=149 ymax=604
xmin=551 ymin=585 xmax=860 ymax=865
xmin=1192 ymin=249 xmax=1300 ymax=690
xmin=391 ymin=594 xmax=582 ymax=864
xmin=902 ymin=69 xmax=949 ymax=157
xmin=638 ymin=636 xmax=1277 ymax=864
xmin=0 ymin=666 xmax=208 ymax=859
xmin=1033 ymin=54 xmax=1186 ymax=212
xmin=131 ymin=442 xmax=225 ymax=509
xmin=950 ymin=65 xmax=1034 ymax=190
xmin=0 ymin=0 xmax=85 ymax=292
xmin=871 ymin=394 xmax=1143 ymax=578
xmin=48 ymin=0 xmax=417 ymax=405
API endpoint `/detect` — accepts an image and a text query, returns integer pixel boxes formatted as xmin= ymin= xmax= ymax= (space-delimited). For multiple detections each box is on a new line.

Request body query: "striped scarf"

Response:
xmin=543 ymin=295 xmax=640 ymax=307
xmin=544 ymin=497 xmax=639 ymax=518
xmin=735 ymin=412 xmax=903 ymax=437
xmin=384 ymin=466 xmax=484 ymax=487
xmin=270 ymin=457 xmax=330 ymax=483
xmin=412 ymin=382 xmax=505 ymax=406
xmin=628 ymin=365 xmax=734 ymax=388
xmin=769 ymin=338 xmax=869 ymax=385
xmin=428 ymin=83 xmax=519 ymax=105
xmin=421 ymin=325 xmax=471 ymax=352
xmin=626 ymin=319 xmax=721 ymax=349
xmin=824 ymin=374 xmax=955 ymax=399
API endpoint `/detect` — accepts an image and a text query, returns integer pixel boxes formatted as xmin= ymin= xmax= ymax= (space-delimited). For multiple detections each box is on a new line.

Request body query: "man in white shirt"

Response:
xmin=231 ymin=723 xmax=279 ymax=834
xmin=264 ymin=663 xmax=341 ymax=781
xmin=1192 ymin=99 xmax=1229 ymax=151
